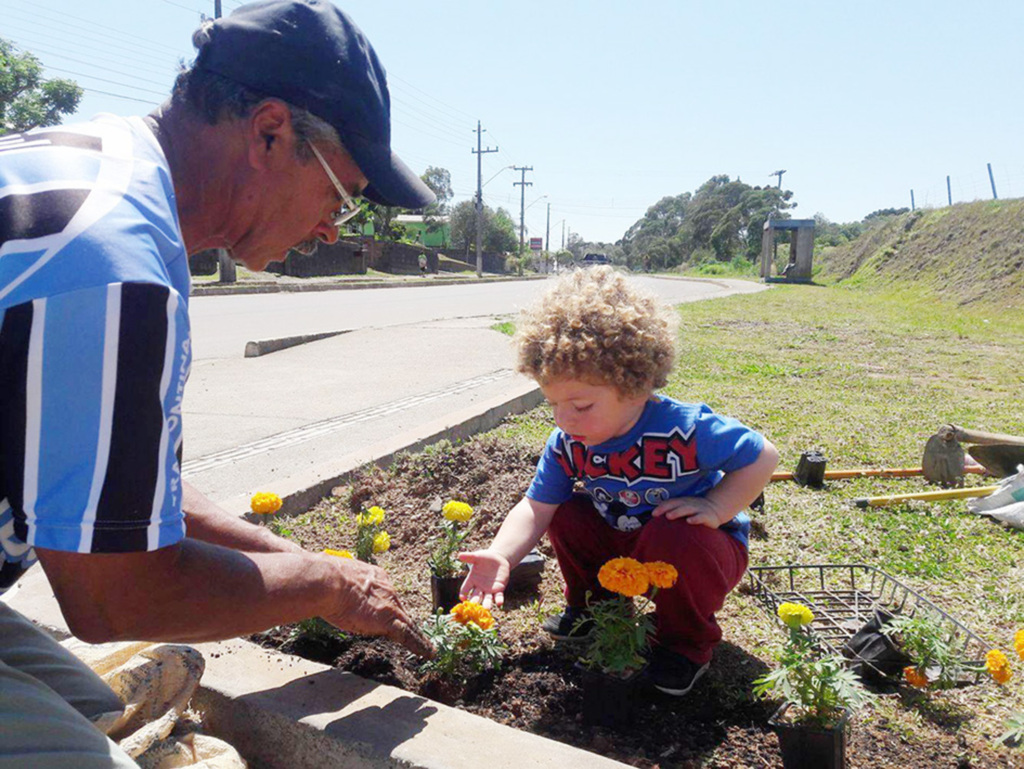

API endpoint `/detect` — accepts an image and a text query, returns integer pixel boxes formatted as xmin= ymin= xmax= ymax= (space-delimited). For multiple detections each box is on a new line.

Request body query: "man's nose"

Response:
xmin=316 ymin=222 xmax=340 ymax=245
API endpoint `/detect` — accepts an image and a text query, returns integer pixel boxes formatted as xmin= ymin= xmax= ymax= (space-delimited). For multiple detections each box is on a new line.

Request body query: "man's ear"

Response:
xmin=248 ymin=100 xmax=295 ymax=170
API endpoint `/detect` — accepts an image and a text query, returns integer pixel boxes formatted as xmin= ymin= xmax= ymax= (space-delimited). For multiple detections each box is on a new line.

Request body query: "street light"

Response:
xmin=482 ymin=165 xmax=514 ymax=189
xmin=521 ymin=194 xmax=548 ymax=255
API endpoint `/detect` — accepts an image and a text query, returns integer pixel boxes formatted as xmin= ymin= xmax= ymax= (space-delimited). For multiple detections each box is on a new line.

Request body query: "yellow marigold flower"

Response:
xmin=450 ymin=600 xmax=495 ymax=630
xmin=986 ymin=649 xmax=1012 ymax=685
xmin=250 ymin=492 xmax=282 ymax=515
xmin=323 ymin=548 xmax=353 ymax=559
xmin=644 ymin=561 xmax=679 ymax=590
xmin=442 ymin=500 xmax=474 ymax=522
xmin=903 ymin=666 xmax=930 ymax=689
xmin=597 ymin=557 xmax=650 ymax=597
xmin=372 ymin=531 xmax=391 ymax=554
xmin=777 ymin=602 xmax=815 ymax=630
xmin=1014 ymin=629 xmax=1024 ymax=661
xmin=357 ymin=506 xmax=386 ymax=527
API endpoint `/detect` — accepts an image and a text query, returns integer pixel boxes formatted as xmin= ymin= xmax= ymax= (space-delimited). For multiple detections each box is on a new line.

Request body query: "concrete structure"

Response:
xmin=760 ymin=218 xmax=815 ymax=283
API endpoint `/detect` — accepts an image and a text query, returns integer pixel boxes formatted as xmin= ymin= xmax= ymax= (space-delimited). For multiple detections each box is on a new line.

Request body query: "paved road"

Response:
xmin=188 ymin=276 xmax=761 ymax=361
xmin=183 ymin=276 xmax=766 ymax=513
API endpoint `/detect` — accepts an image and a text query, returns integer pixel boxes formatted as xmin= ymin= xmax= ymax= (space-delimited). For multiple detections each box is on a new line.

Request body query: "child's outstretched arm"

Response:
xmin=457 ymin=496 xmax=558 ymax=609
xmin=652 ymin=439 xmax=779 ymax=528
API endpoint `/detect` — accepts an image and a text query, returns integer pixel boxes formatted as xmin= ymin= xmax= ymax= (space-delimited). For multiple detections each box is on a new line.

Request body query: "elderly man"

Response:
xmin=0 ymin=2 xmax=433 ymax=765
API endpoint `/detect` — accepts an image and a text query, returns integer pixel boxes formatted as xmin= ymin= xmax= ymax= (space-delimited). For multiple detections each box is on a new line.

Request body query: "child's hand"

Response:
xmin=651 ymin=496 xmax=725 ymax=528
xmin=456 ymin=550 xmax=511 ymax=609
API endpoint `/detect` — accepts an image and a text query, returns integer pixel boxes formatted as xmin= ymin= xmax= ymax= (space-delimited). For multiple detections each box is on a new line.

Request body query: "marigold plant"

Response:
xmin=986 ymin=649 xmax=1013 ymax=685
xmin=880 ymin=610 xmax=970 ymax=690
xmin=580 ymin=558 xmax=676 ymax=675
xmin=597 ymin=557 xmax=650 ymax=598
xmin=903 ymin=665 xmax=930 ymax=689
xmin=754 ymin=602 xmax=872 ymax=727
xmin=644 ymin=561 xmax=679 ymax=590
xmin=421 ymin=600 xmax=506 ymax=680
xmin=442 ymin=500 xmax=473 ymax=523
xmin=429 ymin=500 xmax=474 ymax=578
xmin=353 ymin=505 xmax=388 ymax=563
xmin=372 ymin=531 xmax=391 ymax=554
xmin=778 ymin=602 xmax=815 ymax=630
xmin=1015 ymin=629 xmax=1024 ymax=661
xmin=250 ymin=492 xmax=282 ymax=515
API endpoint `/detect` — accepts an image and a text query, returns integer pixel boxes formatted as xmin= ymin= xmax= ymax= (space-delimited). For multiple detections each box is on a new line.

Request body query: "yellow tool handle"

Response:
xmin=853 ymin=485 xmax=1000 ymax=508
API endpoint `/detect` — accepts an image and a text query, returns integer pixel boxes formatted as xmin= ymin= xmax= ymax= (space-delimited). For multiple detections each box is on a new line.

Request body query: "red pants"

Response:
xmin=546 ymin=495 xmax=748 ymax=664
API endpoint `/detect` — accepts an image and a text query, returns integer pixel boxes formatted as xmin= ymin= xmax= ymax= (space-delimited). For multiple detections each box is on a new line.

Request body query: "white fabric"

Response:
xmin=967 ymin=466 xmax=1024 ymax=530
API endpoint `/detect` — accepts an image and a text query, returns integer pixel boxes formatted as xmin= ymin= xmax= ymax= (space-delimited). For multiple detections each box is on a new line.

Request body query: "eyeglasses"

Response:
xmin=307 ymin=142 xmax=362 ymax=228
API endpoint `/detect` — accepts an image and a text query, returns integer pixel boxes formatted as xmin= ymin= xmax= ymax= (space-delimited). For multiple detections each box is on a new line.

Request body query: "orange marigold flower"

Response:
xmin=250 ymin=492 xmax=282 ymax=515
xmin=644 ymin=561 xmax=679 ymax=590
xmin=1014 ymin=629 xmax=1024 ymax=661
xmin=903 ymin=665 xmax=929 ymax=689
xmin=450 ymin=600 xmax=495 ymax=630
xmin=986 ymin=649 xmax=1013 ymax=685
xmin=597 ymin=557 xmax=650 ymax=597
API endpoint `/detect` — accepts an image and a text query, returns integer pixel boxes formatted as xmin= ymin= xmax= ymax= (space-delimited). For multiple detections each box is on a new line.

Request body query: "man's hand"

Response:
xmin=321 ymin=555 xmax=434 ymax=659
xmin=456 ymin=550 xmax=510 ymax=609
xmin=651 ymin=496 xmax=726 ymax=528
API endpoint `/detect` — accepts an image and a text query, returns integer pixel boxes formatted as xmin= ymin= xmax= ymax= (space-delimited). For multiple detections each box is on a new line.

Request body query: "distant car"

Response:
xmin=580 ymin=253 xmax=609 ymax=267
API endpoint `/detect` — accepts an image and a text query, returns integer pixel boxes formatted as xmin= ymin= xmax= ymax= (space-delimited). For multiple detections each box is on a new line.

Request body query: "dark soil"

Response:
xmin=251 ymin=434 xmax=1020 ymax=768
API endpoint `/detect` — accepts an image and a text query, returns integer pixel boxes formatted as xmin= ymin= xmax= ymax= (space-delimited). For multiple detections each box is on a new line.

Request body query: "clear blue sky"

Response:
xmin=4 ymin=0 xmax=1023 ymax=245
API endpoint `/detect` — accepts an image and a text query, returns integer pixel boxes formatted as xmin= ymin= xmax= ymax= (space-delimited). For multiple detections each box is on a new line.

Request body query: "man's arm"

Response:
xmin=36 ymin=538 xmax=432 ymax=657
xmin=182 ymin=481 xmax=303 ymax=554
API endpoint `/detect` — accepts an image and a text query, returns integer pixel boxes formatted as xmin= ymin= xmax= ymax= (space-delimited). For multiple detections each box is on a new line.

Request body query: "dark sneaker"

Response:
xmin=648 ymin=646 xmax=710 ymax=696
xmin=541 ymin=606 xmax=594 ymax=641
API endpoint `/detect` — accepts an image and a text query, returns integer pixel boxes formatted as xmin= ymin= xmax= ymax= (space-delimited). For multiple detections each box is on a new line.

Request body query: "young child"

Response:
xmin=459 ymin=266 xmax=778 ymax=696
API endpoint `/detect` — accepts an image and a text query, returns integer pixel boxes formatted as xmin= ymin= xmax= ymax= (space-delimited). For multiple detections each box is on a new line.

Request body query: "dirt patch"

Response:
xmin=253 ymin=434 xmax=1018 ymax=767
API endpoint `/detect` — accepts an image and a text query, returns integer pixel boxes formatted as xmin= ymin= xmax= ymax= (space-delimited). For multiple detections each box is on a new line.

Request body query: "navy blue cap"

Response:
xmin=194 ymin=0 xmax=434 ymax=209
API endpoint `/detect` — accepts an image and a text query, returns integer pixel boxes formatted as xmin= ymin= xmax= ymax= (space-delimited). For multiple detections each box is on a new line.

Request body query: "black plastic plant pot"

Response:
xmin=430 ymin=574 xmax=464 ymax=614
xmin=769 ymin=704 xmax=850 ymax=769
xmin=576 ymin=662 xmax=645 ymax=730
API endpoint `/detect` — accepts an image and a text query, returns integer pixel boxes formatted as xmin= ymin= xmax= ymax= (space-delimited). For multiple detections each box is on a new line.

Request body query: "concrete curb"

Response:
xmin=2 ymin=573 xmax=626 ymax=769
xmin=245 ymin=330 xmax=352 ymax=357
xmin=192 ymin=275 xmax=545 ymax=297
xmin=233 ymin=378 xmax=544 ymax=521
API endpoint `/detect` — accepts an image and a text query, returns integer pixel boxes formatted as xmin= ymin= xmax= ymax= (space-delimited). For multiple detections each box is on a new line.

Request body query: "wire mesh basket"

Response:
xmin=747 ymin=563 xmax=989 ymax=684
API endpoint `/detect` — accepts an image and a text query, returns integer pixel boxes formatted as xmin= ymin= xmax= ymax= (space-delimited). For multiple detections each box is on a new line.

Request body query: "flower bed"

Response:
xmin=250 ymin=435 xmax=1019 ymax=768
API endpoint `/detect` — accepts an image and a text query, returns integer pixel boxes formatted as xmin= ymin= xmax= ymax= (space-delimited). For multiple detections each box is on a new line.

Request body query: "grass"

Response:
xmin=487 ymin=281 xmax=1024 ymax=640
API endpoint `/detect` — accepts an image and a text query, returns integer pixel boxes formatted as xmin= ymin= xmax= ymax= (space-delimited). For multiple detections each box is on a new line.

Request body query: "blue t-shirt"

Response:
xmin=0 ymin=115 xmax=191 ymax=590
xmin=527 ymin=397 xmax=764 ymax=547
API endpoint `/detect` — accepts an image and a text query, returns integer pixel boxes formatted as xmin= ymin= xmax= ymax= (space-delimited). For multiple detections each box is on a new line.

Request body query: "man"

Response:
xmin=0 ymin=2 xmax=434 ymax=765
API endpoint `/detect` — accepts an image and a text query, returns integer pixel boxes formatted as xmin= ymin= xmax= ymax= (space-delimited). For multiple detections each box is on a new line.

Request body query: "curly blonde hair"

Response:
xmin=514 ymin=266 xmax=678 ymax=397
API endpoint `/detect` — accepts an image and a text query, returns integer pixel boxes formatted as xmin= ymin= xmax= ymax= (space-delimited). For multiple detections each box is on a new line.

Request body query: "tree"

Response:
xmin=449 ymin=200 xmax=517 ymax=256
xmin=1 ymin=38 xmax=82 ymax=135
xmin=420 ymin=167 xmax=453 ymax=215
xmin=620 ymin=175 xmax=795 ymax=270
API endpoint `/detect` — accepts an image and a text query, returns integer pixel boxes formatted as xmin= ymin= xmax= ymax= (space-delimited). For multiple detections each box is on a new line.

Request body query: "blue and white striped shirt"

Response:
xmin=0 ymin=115 xmax=191 ymax=589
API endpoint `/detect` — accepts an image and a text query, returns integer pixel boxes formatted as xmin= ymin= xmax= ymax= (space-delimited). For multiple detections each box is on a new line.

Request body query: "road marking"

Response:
xmin=181 ymin=369 xmax=516 ymax=476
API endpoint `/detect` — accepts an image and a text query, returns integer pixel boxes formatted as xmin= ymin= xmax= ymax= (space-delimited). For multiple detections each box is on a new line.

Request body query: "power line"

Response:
xmin=160 ymin=0 xmax=204 ymax=13
xmin=43 ymin=66 xmax=169 ymax=98
xmin=0 ymin=6 xmax=185 ymax=66
xmin=76 ymin=86 xmax=160 ymax=106
xmin=4 ymin=27 xmax=177 ymax=83
xmin=7 ymin=43 xmax=175 ymax=92
xmin=388 ymin=73 xmax=475 ymax=122
xmin=0 ymin=0 xmax=184 ymax=55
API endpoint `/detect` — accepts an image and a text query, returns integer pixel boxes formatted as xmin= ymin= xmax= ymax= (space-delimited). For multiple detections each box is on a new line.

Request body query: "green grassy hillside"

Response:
xmin=818 ymin=199 xmax=1024 ymax=308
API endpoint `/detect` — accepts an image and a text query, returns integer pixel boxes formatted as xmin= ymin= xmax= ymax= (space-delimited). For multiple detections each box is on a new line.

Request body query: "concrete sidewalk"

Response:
xmin=183 ymin=315 xmax=543 ymax=516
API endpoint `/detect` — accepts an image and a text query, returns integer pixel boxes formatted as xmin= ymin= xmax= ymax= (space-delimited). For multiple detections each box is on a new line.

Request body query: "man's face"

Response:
xmin=229 ymin=107 xmax=367 ymax=272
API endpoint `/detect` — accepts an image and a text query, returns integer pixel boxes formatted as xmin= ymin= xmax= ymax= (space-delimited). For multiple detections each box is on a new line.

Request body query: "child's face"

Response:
xmin=540 ymin=376 xmax=650 ymax=447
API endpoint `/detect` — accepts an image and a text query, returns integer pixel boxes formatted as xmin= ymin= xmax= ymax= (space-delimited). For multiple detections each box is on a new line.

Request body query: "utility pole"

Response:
xmin=472 ymin=121 xmax=498 ymax=278
xmin=910 ymin=189 xmax=915 ymax=211
xmin=513 ymin=165 xmax=533 ymax=255
xmin=213 ymin=0 xmax=236 ymax=284
xmin=561 ymin=220 xmax=565 ymax=250
xmin=946 ymin=175 xmax=952 ymax=206
xmin=770 ymin=169 xmax=786 ymax=189
xmin=544 ymin=202 xmax=551 ymax=273
xmin=988 ymin=163 xmax=998 ymax=199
